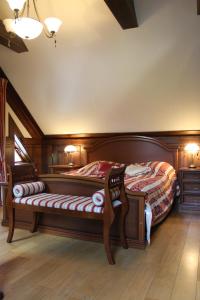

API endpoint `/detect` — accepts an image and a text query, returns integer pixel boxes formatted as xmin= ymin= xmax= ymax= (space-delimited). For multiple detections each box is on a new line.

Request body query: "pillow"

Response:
xmin=76 ymin=160 xmax=123 ymax=177
xmin=13 ymin=181 xmax=45 ymax=198
xmin=95 ymin=161 xmax=123 ymax=177
xmin=125 ymin=164 xmax=151 ymax=177
xmin=92 ymin=187 xmax=120 ymax=207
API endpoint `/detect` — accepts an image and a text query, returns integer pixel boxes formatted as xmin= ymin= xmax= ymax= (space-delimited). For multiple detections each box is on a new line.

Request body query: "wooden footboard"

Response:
xmin=2 ymin=174 xmax=146 ymax=249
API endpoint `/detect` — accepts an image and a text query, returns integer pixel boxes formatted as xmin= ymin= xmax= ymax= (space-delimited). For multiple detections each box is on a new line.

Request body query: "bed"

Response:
xmin=2 ymin=135 xmax=179 ymax=249
xmin=65 ymin=160 xmax=177 ymax=243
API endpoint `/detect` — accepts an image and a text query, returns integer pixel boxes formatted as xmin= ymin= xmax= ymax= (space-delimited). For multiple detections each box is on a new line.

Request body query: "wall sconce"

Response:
xmin=184 ymin=143 xmax=200 ymax=168
xmin=64 ymin=145 xmax=77 ymax=166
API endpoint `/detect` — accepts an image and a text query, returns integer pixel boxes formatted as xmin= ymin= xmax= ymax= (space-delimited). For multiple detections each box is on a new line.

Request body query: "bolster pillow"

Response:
xmin=92 ymin=187 xmax=121 ymax=207
xmin=13 ymin=181 xmax=45 ymax=198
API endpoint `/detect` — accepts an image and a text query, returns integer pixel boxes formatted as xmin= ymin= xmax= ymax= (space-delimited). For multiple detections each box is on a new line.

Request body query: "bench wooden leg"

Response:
xmin=30 ymin=212 xmax=39 ymax=233
xmin=120 ymin=204 xmax=129 ymax=249
xmin=103 ymin=220 xmax=115 ymax=265
xmin=7 ymin=207 xmax=15 ymax=243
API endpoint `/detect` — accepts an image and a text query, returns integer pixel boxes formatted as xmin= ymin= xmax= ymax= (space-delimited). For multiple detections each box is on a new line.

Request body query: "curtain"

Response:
xmin=0 ymin=78 xmax=8 ymax=185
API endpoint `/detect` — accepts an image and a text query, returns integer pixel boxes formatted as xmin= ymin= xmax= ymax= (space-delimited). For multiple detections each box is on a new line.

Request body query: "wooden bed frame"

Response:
xmin=2 ymin=135 xmax=179 ymax=249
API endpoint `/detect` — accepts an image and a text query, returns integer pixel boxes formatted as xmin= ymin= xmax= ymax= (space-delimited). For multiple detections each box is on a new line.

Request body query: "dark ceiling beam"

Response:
xmin=0 ymin=20 xmax=28 ymax=53
xmin=0 ymin=68 xmax=44 ymax=139
xmin=198 ymin=0 xmax=200 ymax=14
xmin=104 ymin=0 xmax=138 ymax=29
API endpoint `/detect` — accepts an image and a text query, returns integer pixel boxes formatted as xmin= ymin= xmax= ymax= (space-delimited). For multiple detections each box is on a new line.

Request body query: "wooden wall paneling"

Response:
xmin=7 ymin=114 xmax=42 ymax=172
xmin=23 ymin=138 xmax=43 ymax=173
xmin=5 ymin=138 xmax=14 ymax=167
xmin=42 ymin=138 xmax=89 ymax=173
xmin=43 ymin=132 xmax=200 ymax=172
xmin=5 ymin=137 xmax=42 ymax=173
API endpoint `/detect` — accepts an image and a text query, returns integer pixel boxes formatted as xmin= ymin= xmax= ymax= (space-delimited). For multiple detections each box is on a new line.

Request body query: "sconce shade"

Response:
xmin=64 ymin=145 xmax=77 ymax=153
xmin=6 ymin=0 xmax=26 ymax=11
xmin=184 ymin=143 xmax=200 ymax=154
xmin=44 ymin=17 xmax=62 ymax=34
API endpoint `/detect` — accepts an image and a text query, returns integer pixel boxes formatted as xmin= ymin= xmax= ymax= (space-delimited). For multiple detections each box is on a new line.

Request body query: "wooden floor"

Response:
xmin=0 ymin=208 xmax=200 ymax=300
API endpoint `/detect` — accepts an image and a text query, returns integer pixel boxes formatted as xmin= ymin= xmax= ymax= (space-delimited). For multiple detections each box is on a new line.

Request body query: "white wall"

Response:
xmin=0 ymin=0 xmax=200 ymax=134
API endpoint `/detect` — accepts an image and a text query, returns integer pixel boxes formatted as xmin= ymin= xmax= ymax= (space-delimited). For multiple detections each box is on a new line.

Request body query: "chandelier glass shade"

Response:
xmin=6 ymin=0 xmax=26 ymax=12
xmin=44 ymin=17 xmax=62 ymax=36
xmin=4 ymin=0 xmax=62 ymax=41
xmin=13 ymin=17 xmax=43 ymax=39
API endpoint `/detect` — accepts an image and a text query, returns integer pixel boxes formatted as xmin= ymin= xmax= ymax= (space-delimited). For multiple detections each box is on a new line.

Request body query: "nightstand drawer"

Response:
xmin=183 ymin=195 xmax=200 ymax=204
xmin=183 ymin=172 xmax=200 ymax=180
xmin=183 ymin=182 xmax=200 ymax=192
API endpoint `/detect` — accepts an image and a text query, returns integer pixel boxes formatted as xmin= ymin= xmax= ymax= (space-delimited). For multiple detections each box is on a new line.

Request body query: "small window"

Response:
xmin=14 ymin=150 xmax=22 ymax=162
xmin=14 ymin=134 xmax=31 ymax=162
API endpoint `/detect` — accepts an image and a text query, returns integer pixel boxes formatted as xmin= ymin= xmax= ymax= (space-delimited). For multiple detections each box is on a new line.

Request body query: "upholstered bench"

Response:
xmin=14 ymin=193 xmax=122 ymax=213
xmin=6 ymin=163 xmax=129 ymax=264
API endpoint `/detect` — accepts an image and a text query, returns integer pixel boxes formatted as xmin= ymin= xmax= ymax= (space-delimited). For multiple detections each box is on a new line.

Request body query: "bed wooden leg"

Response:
xmin=7 ymin=207 xmax=15 ymax=243
xmin=120 ymin=205 xmax=129 ymax=249
xmin=30 ymin=212 xmax=39 ymax=233
xmin=103 ymin=220 xmax=115 ymax=265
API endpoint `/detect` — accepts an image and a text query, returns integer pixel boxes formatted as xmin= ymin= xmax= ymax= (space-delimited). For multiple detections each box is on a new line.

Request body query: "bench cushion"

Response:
xmin=92 ymin=187 xmax=120 ymax=207
xmin=13 ymin=181 xmax=45 ymax=197
xmin=14 ymin=193 xmax=121 ymax=214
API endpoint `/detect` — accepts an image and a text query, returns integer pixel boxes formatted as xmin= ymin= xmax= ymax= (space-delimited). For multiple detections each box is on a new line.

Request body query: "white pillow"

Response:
xmin=125 ymin=164 xmax=151 ymax=177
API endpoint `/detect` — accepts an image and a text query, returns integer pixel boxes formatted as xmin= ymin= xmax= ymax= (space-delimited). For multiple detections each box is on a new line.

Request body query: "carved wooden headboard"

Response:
xmin=85 ymin=135 xmax=179 ymax=170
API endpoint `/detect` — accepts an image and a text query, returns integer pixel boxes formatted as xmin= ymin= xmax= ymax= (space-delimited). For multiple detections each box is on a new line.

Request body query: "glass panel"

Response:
xmin=14 ymin=150 xmax=22 ymax=162
xmin=14 ymin=134 xmax=31 ymax=162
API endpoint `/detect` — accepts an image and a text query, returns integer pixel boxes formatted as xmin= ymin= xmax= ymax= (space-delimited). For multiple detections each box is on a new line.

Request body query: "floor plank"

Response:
xmin=0 ymin=208 xmax=200 ymax=300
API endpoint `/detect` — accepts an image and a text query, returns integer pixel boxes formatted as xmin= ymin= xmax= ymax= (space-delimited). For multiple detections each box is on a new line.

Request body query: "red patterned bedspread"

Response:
xmin=63 ymin=161 xmax=177 ymax=223
xmin=124 ymin=161 xmax=176 ymax=223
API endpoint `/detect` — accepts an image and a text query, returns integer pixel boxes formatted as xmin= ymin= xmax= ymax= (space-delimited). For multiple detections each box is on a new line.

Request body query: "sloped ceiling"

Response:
xmin=1 ymin=0 xmax=200 ymax=134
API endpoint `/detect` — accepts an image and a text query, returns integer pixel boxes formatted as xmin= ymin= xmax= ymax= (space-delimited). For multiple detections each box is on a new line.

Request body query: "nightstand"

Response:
xmin=48 ymin=164 xmax=83 ymax=174
xmin=179 ymin=167 xmax=200 ymax=212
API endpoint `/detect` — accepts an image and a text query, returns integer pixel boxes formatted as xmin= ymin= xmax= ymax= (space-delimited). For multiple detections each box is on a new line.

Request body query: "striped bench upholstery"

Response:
xmin=14 ymin=193 xmax=121 ymax=214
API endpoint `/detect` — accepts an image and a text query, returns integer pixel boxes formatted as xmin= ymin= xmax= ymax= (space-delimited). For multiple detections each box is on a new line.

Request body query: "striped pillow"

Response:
xmin=13 ymin=181 xmax=45 ymax=198
xmin=92 ymin=187 xmax=120 ymax=207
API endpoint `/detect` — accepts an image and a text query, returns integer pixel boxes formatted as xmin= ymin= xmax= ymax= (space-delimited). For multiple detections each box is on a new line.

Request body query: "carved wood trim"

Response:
xmin=44 ymin=130 xmax=200 ymax=140
xmin=8 ymin=113 xmax=24 ymax=139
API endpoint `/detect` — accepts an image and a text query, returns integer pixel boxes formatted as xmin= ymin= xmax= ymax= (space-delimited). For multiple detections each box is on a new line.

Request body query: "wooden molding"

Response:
xmin=8 ymin=114 xmax=32 ymax=163
xmin=0 ymin=21 xmax=28 ymax=53
xmin=198 ymin=0 xmax=200 ymax=14
xmin=8 ymin=113 xmax=24 ymax=139
xmin=104 ymin=0 xmax=138 ymax=29
xmin=44 ymin=130 xmax=200 ymax=140
xmin=0 ymin=68 xmax=44 ymax=139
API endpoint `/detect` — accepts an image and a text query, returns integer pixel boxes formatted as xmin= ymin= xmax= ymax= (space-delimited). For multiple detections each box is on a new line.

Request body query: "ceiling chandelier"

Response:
xmin=3 ymin=0 xmax=62 ymax=45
